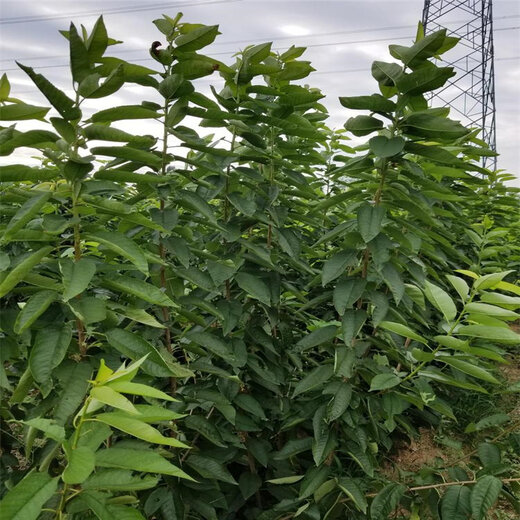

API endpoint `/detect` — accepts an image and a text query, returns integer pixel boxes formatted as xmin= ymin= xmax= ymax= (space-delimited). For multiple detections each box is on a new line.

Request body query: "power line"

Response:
xmin=2 ymin=27 xmax=518 ymax=73
xmin=0 ymin=0 xmax=242 ymax=25
xmin=1 ymin=15 xmax=518 ymax=63
xmin=12 ymin=56 xmax=520 ymax=95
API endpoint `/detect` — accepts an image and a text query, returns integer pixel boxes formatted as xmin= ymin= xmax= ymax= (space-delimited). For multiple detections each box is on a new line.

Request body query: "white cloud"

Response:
xmin=0 ymin=0 xmax=518 ymax=184
xmin=280 ymin=25 xmax=311 ymax=37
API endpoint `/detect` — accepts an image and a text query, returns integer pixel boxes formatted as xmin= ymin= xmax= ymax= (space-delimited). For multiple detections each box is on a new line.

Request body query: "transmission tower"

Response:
xmin=422 ymin=0 xmax=497 ymax=168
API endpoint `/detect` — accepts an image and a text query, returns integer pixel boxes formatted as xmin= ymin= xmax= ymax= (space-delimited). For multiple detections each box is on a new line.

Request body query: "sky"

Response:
xmin=1 ymin=0 xmax=519 ymax=185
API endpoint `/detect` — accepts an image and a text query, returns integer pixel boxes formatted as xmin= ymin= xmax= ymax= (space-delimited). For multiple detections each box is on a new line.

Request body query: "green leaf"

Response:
xmin=78 ymin=493 xmax=145 ymax=520
xmin=338 ymin=478 xmax=367 ymax=513
xmin=312 ymin=408 xmax=330 ymax=466
xmin=2 ymin=191 xmax=51 ymax=243
xmin=184 ymin=415 xmax=225 ymax=447
xmin=228 ymin=193 xmax=257 ymax=216
xmin=370 ymin=483 xmax=406 ymax=520
xmin=378 ymin=321 xmax=427 ymax=344
xmin=235 ymin=272 xmax=271 ymax=305
xmin=23 ymin=418 xmax=65 ymax=442
xmin=235 ymin=393 xmax=266 ymax=419
xmin=357 ymin=203 xmax=385 ymax=243
xmin=90 ymin=146 xmax=161 ymax=169
xmin=447 ymin=275 xmax=469 ymax=301
xmin=127 ymin=404 xmax=184 ymax=423
xmin=382 ymin=263 xmax=405 ymax=304
xmin=478 ymin=442 xmax=501 ymax=472
xmin=339 ymin=94 xmax=396 ymax=113
xmin=344 ymin=115 xmax=383 ymax=136
xmin=175 ymin=25 xmax=220 ymax=52
xmin=347 ymin=443 xmax=373 ymax=476
xmin=239 ymin=473 xmax=262 ymax=500
xmin=299 ymin=466 xmax=331 ymax=499
xmin=295 ymin=325 xmax=338 ymax=353
xmin=396 ymin=64 xmax=455 ymax=95
xmin=390 ymin=30 xmax=454 ymax=67
xmin=465 ymin=302 xmax=518 ymax=320
xmin=178 ymin=190 xmax=217 ymax=224
xmin=334 ymin=279 xmax=366 ymax=315
xmin=92 ymin=104 xmax=160 ymax=122
xmin=401 ymin=113 xmax=469 ymax=140
xmin=63 ymin=446 xmax=96 ymax=484
xmin=328 ymin=383 xmax=352 ymax=421
xmin=322 ymin=250 xmax=356 ymax=286
xmin=84 ymin=124 xmax=154 ymax=145
xmin=86 ymin=16 xmax=108 ymax=61
xmin=207 ymin=260 xmax=236 ymax=285
xmin=470 ymin=476 xmax=502 ymax=520
xmin=1 ymin=129 xmax=60 ymax=155
xmin=186 ymin=331 xmax=236 ymax=364
xmin=273 ymin=437 xmax=313 ymax=460
xmin=0 ymin=252 xmax=10 ymax=272
xmin=0 ymin=102 xmax=49 ymax=121
xmin=293 ymin=365 xmax=334 ymax=397
xmin=480 ymin=292 xmax=520 ymax=309
xmin=158 ymin=74 xmax=184 ymax=99
xmin=369 ymin=136 xmax=405 ymax=158
xmin=495 ymin=280 xmax=520 ymax=296
xmin=371 ymin=61 xmax=403 ymax=86
xmin=420 ymin=368 xmax=487 ymax=393
xmin=473 ymin=414 xmax=510 ymax=432
xmin=440 ymin=485 xmax=471 ymax=520
xmin=437 ymin=356 xmax=499 ymax=384
xmin=69 ymin=297 xmax=106 ymax=324
xmin=60 ymin=258 xmax=97 ymax=301
xmin=77 ymin=422 xmax=112 ymax=452
xmin=107 ymin=381 xmax=175 ymax=402
xmin=29 ymin=324 xmax=72 ymax=383
xmin=54 ymin=362 xmax=92 ymax=425
xmin=91 ymin=386 xmax=140 ymax=414
xmin=14 ymin=290 xmax=56 ymax=334
xmin=102 ymin=274 xmax=176 ymax=307
xmin=434 ymin=335 xmax=469 ymax=350
xmin=0 ymin=246 xmax=53 ymax=298
xmin=96 ymin=447 xmax=193 ymax=479
xmin=95 ymin=412 xmax=188 ymax=448
xmin=267 ymin=475 xmax=304 ymax=485
xmin=342 ymin=308 xmax=367 ymax=345
xmin=83 ymin=470 xmax=159 ymax=491
xmin=110 ymin=304 xmax=165 ymax=328
xmin=455 ymin=325 xmax=520 ymax=344
xmin=424 ymin=280 xmax=457 ymax=321
xmin=0 ymin=472 xmax=58 ymax=520
xmin=369 ymin=373 xmax=402 ymax=391
xmin=105 ymin=329 xmax=193 ymax=378
xmin=86 ymin=231 xmax=148 ymax=275
xmin=0 ymin=73 xmax=11 ymax=100
xmin=475 ymin=270 xmax=515 ymax=290
xmin=186 ymin=454 xmax=237 ymax=484
xmin=0 ymin=165 xmax=58 ymax=182
xmin=69 ymin=23 xmax=91 ymax=83
xmin=17 ymin=62 xmax=80 ymax=120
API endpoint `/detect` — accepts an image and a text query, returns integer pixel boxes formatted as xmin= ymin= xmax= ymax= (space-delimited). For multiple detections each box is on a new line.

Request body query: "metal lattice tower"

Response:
xmin=422 ymin=0 xmax=497 ymax=168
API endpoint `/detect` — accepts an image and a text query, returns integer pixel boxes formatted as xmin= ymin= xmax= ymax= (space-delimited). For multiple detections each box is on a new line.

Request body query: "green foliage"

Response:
xmin=0 ymin=13 xmax=519 ymax=520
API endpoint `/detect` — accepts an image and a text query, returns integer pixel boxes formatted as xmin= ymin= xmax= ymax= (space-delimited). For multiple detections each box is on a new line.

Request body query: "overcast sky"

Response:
xmin=1 ymin=0 xmax=519 ymax=185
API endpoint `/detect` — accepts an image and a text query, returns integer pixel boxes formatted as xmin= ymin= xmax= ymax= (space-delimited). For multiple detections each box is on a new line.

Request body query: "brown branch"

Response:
xmin=450 ymin=419 xmax=520 ymax=467
xmin=404 ymin=477 xmax=520 ymax=493
xmin=338 ymin=477 xmax=520 ymax=503
xmin=72 ymin=190 xmax=87 ymax=358
xmin=247 ymin=450 xmax=263 ymax=508
xmin=180 ymin=407 xmax=215 ymax=463
xmin=157 ymin=91 xmax=178 ymax=396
